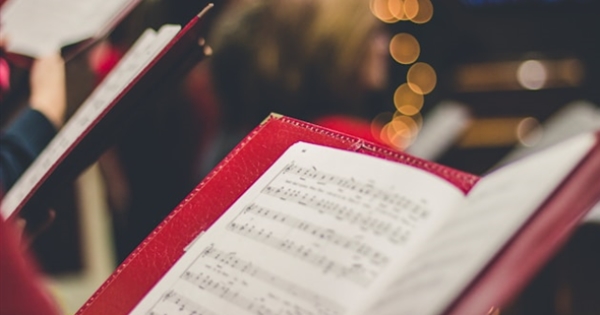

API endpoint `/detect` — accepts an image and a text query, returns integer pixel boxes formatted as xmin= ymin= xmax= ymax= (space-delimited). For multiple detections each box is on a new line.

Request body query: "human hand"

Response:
xmin=29 ymin=53 xmax=66 ymax=128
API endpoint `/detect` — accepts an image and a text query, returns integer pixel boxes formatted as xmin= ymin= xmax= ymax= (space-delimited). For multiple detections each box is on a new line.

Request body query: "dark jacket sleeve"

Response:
xmin=0 ymin=108 xmax=57 ymax=193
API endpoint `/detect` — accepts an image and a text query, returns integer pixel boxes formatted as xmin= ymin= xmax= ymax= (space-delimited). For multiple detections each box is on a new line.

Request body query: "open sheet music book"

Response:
xmin=0 ymin=0 xmax=140 ymax=58
xmin=72 ymin=114 xmax=599 ymax=315
xmin=0 ymin=5 xmax=213 ymax=220
xmin=127 ymin=133 xmax=596 ymax=315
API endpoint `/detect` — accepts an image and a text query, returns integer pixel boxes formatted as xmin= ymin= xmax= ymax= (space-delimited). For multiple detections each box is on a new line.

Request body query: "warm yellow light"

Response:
xmin=397 ymin=105 xmax=420 ymax=116
xmin=385 ymin=115 xmax=420 ymax=149
xmin=379 ymin=123 xmax=394 ymax=147
xmin=458 ymin=117 xmax=530 ymax=147
xmin=456 ymin=58 xmax=585 ymax=92
xmin=389 ymin=33 xmax=420 ymax=64
xmin=410 ymin=0 xmax=433 ymax=24
xmin=407 ymin=62 xmax=437 ymax=95
xmin=395 ymin=110 xmax=423 ymax=128
xmin=380 ymin=122 xmax=404 ymax=149
xmin=371 ymin=112 xmax=394 ymax=141
xmin=388 ymin=0 xmax=407 ymax=20
xmin=403 ymin=0 xmax=419 ymax=20
xmin=560 ymin=58 xmax=584 ymax=86
xmin=394 ymin=83 xmax=424 ymax=113
xmin=370 ymin=0 xmax=400 ymax=23
xmin=391 ymin=115 xmax=420 ymax=135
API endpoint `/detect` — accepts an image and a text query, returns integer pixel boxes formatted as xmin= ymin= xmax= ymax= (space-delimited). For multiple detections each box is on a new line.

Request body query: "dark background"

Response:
xmin=381 ymin=0 xmax=600 ymax=174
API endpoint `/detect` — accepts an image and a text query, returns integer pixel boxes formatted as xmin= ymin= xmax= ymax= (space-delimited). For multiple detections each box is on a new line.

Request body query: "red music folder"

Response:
xmin=0 ymin=4 xmax=214 ymax=221
xmin=75 ymin=115 xmax=600 ymax=315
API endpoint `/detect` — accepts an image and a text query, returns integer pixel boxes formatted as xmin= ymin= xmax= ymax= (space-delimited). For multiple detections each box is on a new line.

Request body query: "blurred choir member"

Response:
xmin=1 ymin=41 xmax=66 ymax=314
xmin=87 ymin=0 xmax=208 ymax=263
xmin=198 ymin=0 xmax=390 ymax=174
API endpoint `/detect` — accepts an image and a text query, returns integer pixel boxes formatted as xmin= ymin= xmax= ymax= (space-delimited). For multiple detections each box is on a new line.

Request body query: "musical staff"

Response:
xmin=200 ymin=246 xmax=345 ymax=315
xmin=226 ymin=219 xmax=373 ymax=287
xmin=261 ymin=185 xmax=424 ymax=245
xmin=241 ymin=204 xmax=389 ymax=266
xmin=130 ymin=142 xmax=464 ymax=315
xmin=281 ymin=164 xmax=428 ymax=212
xmin=148 ymin=290 xmax=218 ymax=315
xmin=179 ymin=270 xmax=319 ymax=315
xmin=145 ymin=245 xmax=345 ymax=315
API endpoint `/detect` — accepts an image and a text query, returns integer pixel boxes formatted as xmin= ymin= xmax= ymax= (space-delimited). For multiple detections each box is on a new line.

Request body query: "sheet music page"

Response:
xmin=130 ymin=142 xmax=466 ymax=315
xmin=361 ymin=133 xmax=596 ymax=315
xmin=0 ymin=25 xmax=181 ymax=219
xmin=0 ymin=0 xmax=137 ymax=57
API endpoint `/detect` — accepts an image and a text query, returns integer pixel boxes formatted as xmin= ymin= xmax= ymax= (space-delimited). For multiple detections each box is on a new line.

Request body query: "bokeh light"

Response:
xmin=394 ymin=83 xmax=424 ymax=115
xmin=389 ymin=33 xmax=420 ymax=64
xmin=517 ymin=117 xmax=543 ymax=147
xmin=560 ymin=58 xmax=584 ymax=86
xmin=410 ymin=0 xmax=433 ymax=24
xmin=370 ymin=0 xmax=434 ymax=150
xmin=388 ymin=0 xmax=408 ymax=20
xmin=381 ymin=115 xmax=420 ymax=149
xmin=370 ymin=0 xmax=400 ymax=23
xmin=407 ymin=62 xmax=437 ymax=95
xmin=517 ymin=60 xmax=547 ymax=90
xmin=403 ymin=0 xmax=419 ymax=20
xmin=394 ymin=110 xmax=423 ymax=128
xmin=371 ymin=112 xmax=394 ymax=141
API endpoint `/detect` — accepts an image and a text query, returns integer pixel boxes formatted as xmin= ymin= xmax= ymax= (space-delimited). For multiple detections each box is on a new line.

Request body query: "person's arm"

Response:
xmin=0 ymin=53 xmax=66 ymax=192
xmin=28 ymin=53 xmax=66 ymax=129
xmin=0 ymin=108 xmax=57 ymax=191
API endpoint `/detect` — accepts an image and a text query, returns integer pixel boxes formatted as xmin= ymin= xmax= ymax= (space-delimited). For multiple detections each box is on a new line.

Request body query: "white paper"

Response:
xmin=361 ymin=132 xmax=596 ymax=315
xmin=0 ymin=25 xmax=181 ymax=219
xmin=583 ymin=201 xmax=600 ymax=224
xmin=0 ymin=0 xmax=138 ymax=57
xmin=130 ymin=142 xmax=466 ymax=315
xmin=406 ymin=101 xmax=471 ymax=161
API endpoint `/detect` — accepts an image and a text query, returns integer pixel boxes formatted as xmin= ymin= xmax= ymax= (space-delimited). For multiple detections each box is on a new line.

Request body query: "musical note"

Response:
xmin=129 ymin=142 xmax=467 ymax=315
xmin=147 ymin=290 xmax=218 ymax=315
xmin=280 ymin=164 xmax=430 ymax=214
xmin=261 ymin=185 xmax=425 ymax=245
xmin=240 ymin=204 xmax=389 ymax=266
xmin=195 ymin=246 xmax=345 ymax=315
xmin=145 ymin=242 xmax=346 ymax=315
xmin=226 ymin=220 xmax=373 ymax=287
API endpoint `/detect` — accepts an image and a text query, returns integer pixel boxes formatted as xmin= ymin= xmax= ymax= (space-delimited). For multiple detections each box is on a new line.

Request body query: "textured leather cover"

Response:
xmin=75 ymin=115 xmax=479 ymax=315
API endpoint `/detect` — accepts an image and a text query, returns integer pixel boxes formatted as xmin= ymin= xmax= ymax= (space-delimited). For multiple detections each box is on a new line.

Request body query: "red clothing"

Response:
xmin=0 ymin=218 xmax=60 ymax=315
xmin=0 ymin=108 xmax=61 ymax=314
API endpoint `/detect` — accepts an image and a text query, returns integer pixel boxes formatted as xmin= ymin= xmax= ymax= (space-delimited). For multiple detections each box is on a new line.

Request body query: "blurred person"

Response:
xmin=1 ymin=39 xmax=66 ymax=195
xmin=0 ymin=39 xmax=66 ymax=315
xmin=201 ymin=0 xmax=390 ymax=174
xmin=87 ymin=0 xmax=208 ymax=263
